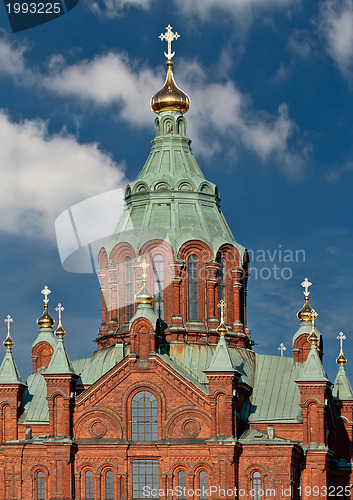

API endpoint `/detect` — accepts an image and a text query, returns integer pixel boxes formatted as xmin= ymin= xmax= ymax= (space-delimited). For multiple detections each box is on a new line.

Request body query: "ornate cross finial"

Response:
xmin=336 ymin=331 xmax=347 ymax=366
xmin=41 ymin=285 xmax=51 ymax=304
xmin=337 ymin=331 xmax=346 ymax=352
xmin=159 ymin=24 xmax=180 ymax=60
xmin=3 ymin=314 xmax=14 ymax=349
xmin=217 ymin=299 xmax=227 ymax=324
xmin=307 ymin=308 xmax=319 ymax=344
xmin=55 ymin=303 xmax=64 ymax=324
xmin=4 ymin=315 xmax=13 ymax=335
xmin=311 ymin=308 xmax=317 ymax=325
xmin=139 ymin=259 xmax=149 ymax=280
xmin=278 ymin=343 xmax=287 ymax=357
xmin=301 ymin=277 xmax=312 ymax=297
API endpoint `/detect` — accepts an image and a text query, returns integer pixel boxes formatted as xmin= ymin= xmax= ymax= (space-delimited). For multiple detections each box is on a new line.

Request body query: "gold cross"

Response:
xmin=301 ymin=277 xmax=312 ymax=297
xmin=159 ymin=24 xmax=180 ymax=60
xmin=217 ymin=299 xmax=227 ymax=324
xmin=139 ymin=258 xmax=149 ymax=280
xmin=41 ymin=285 xmax=51 ymax=304
xmin=55 ymin=303 xmax=64 ymax=324
xmin=311 ymin=308 xmax=317 ymax=325
xmin=4 ymin=315 xmax=13 ymax=335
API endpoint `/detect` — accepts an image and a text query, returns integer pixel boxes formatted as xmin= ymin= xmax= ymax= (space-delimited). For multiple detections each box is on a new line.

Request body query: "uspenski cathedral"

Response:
xmin=0 ymin=26 xmax=352 ymax=500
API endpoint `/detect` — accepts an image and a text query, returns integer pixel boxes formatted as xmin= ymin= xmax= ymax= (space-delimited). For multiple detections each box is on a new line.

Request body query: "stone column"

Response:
xmin=108 ymin=265 xmax=118 ymax=322
xmin=232 ymin=267 xmax=244 ymax=333
xmin=97 ymin=270 xmax=108 ymax=334
xmin=169 ymin=261 xmax=185 ymax=330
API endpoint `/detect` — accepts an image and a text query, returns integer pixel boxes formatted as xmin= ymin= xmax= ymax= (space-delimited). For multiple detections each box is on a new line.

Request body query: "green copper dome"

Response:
xmin=104 ymin=110 xmax=245 ymax=261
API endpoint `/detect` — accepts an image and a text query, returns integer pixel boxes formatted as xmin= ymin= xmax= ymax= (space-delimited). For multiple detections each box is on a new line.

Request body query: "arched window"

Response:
xmin=217 ymin=256 xmax=226 ymax=304
xmin=85 ymin=470 xmax=94 ymax=499
xmin=36 ymin=471 xmax=45 ymax=500
xmin=188 ymin=255 xmax=199 ymax=321
xmin=125 ymin=256 xmax=133 ymax=321
xmin=153 ymin=254 xmax=164 ymax=319
xmin=199 ymin=471 xmax=207 ymax=499
xmin=252 ymin=471 xmax=261 ymax=500
xmin=131 ymin=391 xmax=158 ymax=441
xmin=105 ymin=470 xmax=114 ymax=499
xmin=178 ymin=470 xmax=186 ymax=499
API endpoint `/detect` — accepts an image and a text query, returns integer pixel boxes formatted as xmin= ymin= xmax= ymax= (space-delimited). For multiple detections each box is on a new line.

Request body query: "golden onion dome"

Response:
xmin=3 ymin=333 xmax=14 ymax=349
xmin=151 ymin=59 xmax=190 ymax=114
xmin=55 ymin=323 xmax=66 ymax=339
xmin=297 ymin=296 xmax=314 ymax=321
xmin=216 ymin=321 xmax=228 ymax=336
xmin=37 ymin=304 xmax=55 ymax=328
xmin=135 ymin=284 xmax=154 ymax=304
xmin=337 ymin=351 xmax=347 ymax=366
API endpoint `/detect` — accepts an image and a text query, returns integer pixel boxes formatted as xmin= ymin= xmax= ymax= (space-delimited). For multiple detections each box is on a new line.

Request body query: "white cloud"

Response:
xmin=42 ymin=53 xmax=302 ymax=176
xmin=0 ymin=111 xmax=125 ymax=240
xmin=87 ymin=0 xmax=154 ymax=18
xmin=326 ymin=161 xmax=353 ymax=181
xmin=0 ymin=35 xmax=31 ymax=81
xmin=87 ymin=0 xmax=298 ymax=24
xmin=177 ymin=61 xmax=302 ymax=176
xmin=319 ymin=0 xmax=353 ymax=75
xmin=43 ymin=52 xmax=161 ymax=126
xmin=175 ymin=0 xmax=298 ymax=22
xmin=0 ymin=35 xmax=304 ymax=177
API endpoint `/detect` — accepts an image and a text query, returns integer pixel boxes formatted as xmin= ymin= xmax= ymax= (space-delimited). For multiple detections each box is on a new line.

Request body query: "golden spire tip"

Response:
xmin=135 ymin=258 xmax=154 ymax=304
xmin=307 ymin=309 xmax=319 ymax=345
xmin=54 ymin=303 xmax=66 ymax=339
xmin=3 ymin=315 xmax=14 ymax=349
xmin=216 ymin=300 xmax=228 ymax=336
xmin=37 ymin=285 xmax=55 ymax=328
xmin=336 ymin=332 xmax=347 ymax=366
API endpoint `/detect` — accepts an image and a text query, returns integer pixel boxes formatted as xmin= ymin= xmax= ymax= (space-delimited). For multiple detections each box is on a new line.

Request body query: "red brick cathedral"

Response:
xmin=1 ymin=27 xmax=352 ymax=500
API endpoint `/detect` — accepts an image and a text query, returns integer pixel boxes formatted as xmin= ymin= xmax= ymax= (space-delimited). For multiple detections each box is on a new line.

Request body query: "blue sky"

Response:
xmin=0 ymin=0 xmax=352 ymax=385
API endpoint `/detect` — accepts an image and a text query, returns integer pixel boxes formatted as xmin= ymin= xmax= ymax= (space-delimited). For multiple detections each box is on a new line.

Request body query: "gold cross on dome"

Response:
xmin=337 ymin=331 xmax=346 ymax=352
xmin=311 ymin=308 xmax=317 ymax=323
xmin=139 ymin=259 xmax=149 ymax=279
xmin=278 ymin=343 xmax=287 ymax=357
xmin=41 ymin=285 xmax=51 ymax=304
xmin=4 ymin=315 xmax=13 ymax=335
xmin=301 ymin=277 xmax=312 ymax=297
xmin=55 ymin=303 xmax=64 ymax=324
xmin=159 ymin=24 xmax=180 ymax=60
xmin=217 ymin=299 xmax=227 ymax=323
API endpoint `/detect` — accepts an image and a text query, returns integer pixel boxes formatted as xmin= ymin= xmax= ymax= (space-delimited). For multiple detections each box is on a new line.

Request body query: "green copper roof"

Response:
xmin=78 ymin=343 xmax=125 ymax=385
xmin=32 ymin=326 xmax=58 ymax=350
xmin=296 ymin=344 xmax=328 ymax=382
xmin=332 ymin=365 xmax=353 ymax=400
xmin=205 ymin=335 xmax=236 ymax=373
xmin=0 ymin=347 xmax=24 ymax=385
xmin=45 ymin=338 xmax=75 ymax=375
xmin=21 ymin=372 xmax=49 ymax=423
xmin=104 ymin=111 xmax=246 ymax=261
xmin=129 ymin=302 xmax=158 ymax=330
xmin=247 ymin=354 xmax=302 ymax=423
